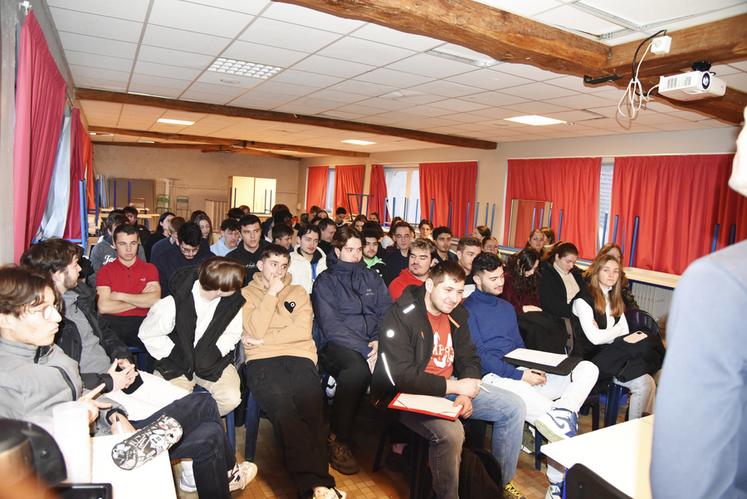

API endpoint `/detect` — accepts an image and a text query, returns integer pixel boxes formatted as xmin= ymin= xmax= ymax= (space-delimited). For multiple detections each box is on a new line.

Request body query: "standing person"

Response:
xmin=152 ymin=222 xmax=214 ymax=297
xmin=88 ymin=212 xmax=146 ymax=287
xmin=242 ymin=245 xmax=346 ymax=499
xmin=361 ymin=227 xmax=386 ymax=279
xmin=572 ymin=255 xmax=661 ymax=419
xmin=123 ymin=206 xmax=151 ymax=246
xmin=96 ymin=224 xmax=161 ymax=357
xmin=210 ymin=218 xmax=241 ymax=257
xmin=312 ymin=227 xmax=391 ymax=474
xmin=145 ymin=211 xmax=175 ymax=261
xmin=387 ymin=237 xmax=436 ymax=301
xmin=382 ymin=221 xmax=414 ymax=285
xmin=432 ymin=226 xmax=458 ymax=264
xmin=317 ymin=218 xmax=337 ymax=256
xmin=226 ymin=214 xmax=268 ymax=284
xmin=372 ymin=261 xmax=526 ymax=499
xmin=288 ymin=224 xmax=328 ymax=294
xmin=139 ymin=257 xmax=245 ymax=417
xmin=465 ymin=253 xmax=598 ymax=499
xmin=456 ymin=236 xmax=482 ymax=287
xmin=418 ymin=219 xmax=434 ymax=240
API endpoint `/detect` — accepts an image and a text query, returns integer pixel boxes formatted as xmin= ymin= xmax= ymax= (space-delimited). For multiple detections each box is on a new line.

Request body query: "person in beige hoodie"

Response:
xmin=241 ymin=243 xmax=345 ymax=499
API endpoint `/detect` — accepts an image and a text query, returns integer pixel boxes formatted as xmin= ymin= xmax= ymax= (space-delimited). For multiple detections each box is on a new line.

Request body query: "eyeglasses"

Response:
xmin=179 ymin=245 xmax=199 ymax=256
xmin=27 ymin=304 xmax=59 ymax=321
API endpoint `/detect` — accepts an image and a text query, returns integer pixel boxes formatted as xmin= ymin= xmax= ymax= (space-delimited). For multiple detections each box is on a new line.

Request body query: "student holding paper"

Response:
xmin=372 ymin=261 xmax=526 ymax=499
xmin=464 ymin=253 xmax=599 ymax=499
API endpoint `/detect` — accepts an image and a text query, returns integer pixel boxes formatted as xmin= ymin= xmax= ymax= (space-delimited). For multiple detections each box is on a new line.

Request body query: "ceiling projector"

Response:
xmin=658 ymin=70 xmax=726 ymax=101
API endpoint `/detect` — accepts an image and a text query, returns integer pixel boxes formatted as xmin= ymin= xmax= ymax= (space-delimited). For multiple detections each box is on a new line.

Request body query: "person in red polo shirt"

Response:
xmin=387 ymin=238 xmax=437 ymax=301
xmin=97 ymin=224 xmax=161 ymax=368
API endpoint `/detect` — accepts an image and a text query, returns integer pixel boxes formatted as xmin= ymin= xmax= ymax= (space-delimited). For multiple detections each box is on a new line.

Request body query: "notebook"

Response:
xmin=388 ymin=393 xmax=464 ymax=421
xmin=504 ymin=348 xmax=582 ymax=376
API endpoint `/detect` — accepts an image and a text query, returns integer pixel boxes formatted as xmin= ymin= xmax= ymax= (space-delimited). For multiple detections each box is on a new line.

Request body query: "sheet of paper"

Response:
xmin=505 ymin=348 xmax=567 ymax=367
xmin=106 ymin=372 xmax=190 ymax=421
xmin=390 ymin=393 xmax=463 ymax=420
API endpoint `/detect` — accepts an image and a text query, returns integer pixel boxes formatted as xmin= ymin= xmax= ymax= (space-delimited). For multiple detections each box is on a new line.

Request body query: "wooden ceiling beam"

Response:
xmin=88 ymin=126 xmax=371 ymax=157
xmin=96 ymin=141 xmax=300 ymax=160
xmin=77 ymin=88 xmax=497 ymax=150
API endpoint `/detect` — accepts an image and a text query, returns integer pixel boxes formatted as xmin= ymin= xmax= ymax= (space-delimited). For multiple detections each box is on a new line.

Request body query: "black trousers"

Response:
xmin=318 ymin=342 xmax=371 ymax=442
xmin=244 ymin=356 xmax=335 ymax=496
xmin=133 ymin=392 xmax=235 ymax=499
xmin=99 ymin=314 xmax=154 ymax=372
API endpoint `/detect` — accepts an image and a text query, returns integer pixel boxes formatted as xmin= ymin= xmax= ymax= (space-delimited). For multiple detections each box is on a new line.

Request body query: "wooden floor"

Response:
xmin=174 ymin=402 xmax=607 ymax=499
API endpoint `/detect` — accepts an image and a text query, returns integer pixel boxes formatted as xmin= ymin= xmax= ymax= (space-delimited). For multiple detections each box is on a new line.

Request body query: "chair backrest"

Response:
xmin=565 ymin=463 xmax=631 ymax=499
xmin=624 ymin=308 xmax=660 ymax=338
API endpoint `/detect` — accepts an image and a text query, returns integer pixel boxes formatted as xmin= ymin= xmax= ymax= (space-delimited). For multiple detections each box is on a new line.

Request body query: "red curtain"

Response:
xmin=609 ymin=154 xmax=745 ymax=275
xmin=368 ymin=164 xmax=387 ymax=221
xmin=419 ymin=161 xmax=478 ymax=238
xmin=306 ymin=165 xmax=328 ymax=212
xmin=334 ymin=164 xmax=365 ymax=214
xmin=13 ymin=12 xmax=67 ymax=260
xmin=63 ymin=109 xmax=87 ymax=239
xmin=504 ymin=158 xmax=601 ymax=259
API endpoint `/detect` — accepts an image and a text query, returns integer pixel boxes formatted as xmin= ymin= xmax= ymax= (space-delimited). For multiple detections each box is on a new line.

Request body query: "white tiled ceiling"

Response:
xmin=46 ymin=0 xmax=746 ymax=156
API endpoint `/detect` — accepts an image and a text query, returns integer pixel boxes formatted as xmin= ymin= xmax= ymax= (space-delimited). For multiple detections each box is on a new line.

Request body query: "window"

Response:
xmin=597 ymin=158 xmax=614 ymax=251
xmin=325 ymin=168 xmax=335 ymax=213
xmin=384 ymin=165 xmax=420 ymax=224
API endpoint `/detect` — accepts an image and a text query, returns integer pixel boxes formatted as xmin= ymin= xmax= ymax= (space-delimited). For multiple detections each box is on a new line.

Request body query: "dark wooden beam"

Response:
xmin=95 ymin=141 xmax=300 ymax=160
xmin=88 ymin=126 xmax=371 ymax=157
xmin=200 ymin=145 xmax=300 ymax=160
xmin=77 ymin=88 xmax=497 ymax=150
xmin=275 ymin=0 xmax=609 ymax=75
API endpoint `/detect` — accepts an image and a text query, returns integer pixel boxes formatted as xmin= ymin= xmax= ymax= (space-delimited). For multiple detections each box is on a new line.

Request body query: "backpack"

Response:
xmin=458 ymin=447 xmax=504 ymax=499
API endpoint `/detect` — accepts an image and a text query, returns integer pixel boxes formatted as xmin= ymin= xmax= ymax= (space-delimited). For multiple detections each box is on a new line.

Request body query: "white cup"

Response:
xmin=52 ymin=401 xmax=92 ymax=483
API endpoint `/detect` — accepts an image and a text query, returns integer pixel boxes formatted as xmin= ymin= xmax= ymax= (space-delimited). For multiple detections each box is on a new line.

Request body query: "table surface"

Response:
xmin=541 ymin=415 xmax=654 ymax=499
xmin=92 ymin=433 xmax=177 ymax=499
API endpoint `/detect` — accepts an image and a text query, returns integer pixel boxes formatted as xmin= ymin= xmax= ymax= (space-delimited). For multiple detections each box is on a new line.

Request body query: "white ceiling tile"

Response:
xmin=543 ymin=110 xmax=609 ymax=122
xmin=130 ymin=73 xmax=192 ymax=89
xmin=709 ymin=63 xmax=743 ymax=77
xmin=491 ymin=62 xmax=563 ymax=81
xmin=271 ymin=69 xmax=342 ymax=88
xmin=149 ymin=0 xmax=253 ymax=37
xmin=185 ymin=0 xmax=270 ymax=15
xmin=247 ymin=81 xmax=317 ymax=97
xmin=128 ymin=83 xmax=184 ymax=99
xmin=305 ymin=89 xmax=366 ymax=105
xmin=503 ymin=101 xmax=574 ymax=114
xmin=228 ymin=91 xmax=297 ymax=109
xmin=133 ymin=60 xmax=202 ymax=81
xmin=142 ymin=25 xmax=230 ymax=56
xmin=58 ymin=32 xmax=137 ymax=60
xmin=47 ymin=0 xmax=150 ymax=21
xmin=318 ymin=37 xmax=414 ymax=66
xmin=728 ymin=61 xmax=747 ymax=72
xmin=334 ymin=103 xmax=399 ymax=116
xmin=138 ymin=45 xmax=216 ymax=70
xmin=663 ymin=110 xmax=711 ymax=122
xmin=350 ymin=24 xmax=444 ymax=52
xmin=80 ymin=101 xmax=124 ymax=115
xmin=548 ymin=93 xmax=613 ymax=109
xmin=196 ymin=71 xmax=265 ymax=90
xmin=317 ymin=110 xmax=368 ymax=120
xmin=427 ymin=99 xmax=491 ymax=112
xmin=70 ymin=65 xmax=130 ymax=83
xmin=387 ymin=53 xmax=476 ymax=78
xmin=377 ymin=91 xmax=444 ymax=106
xmin=49 ymin=8 xmax=142 ymax=42
xmin=579 ymin=0 xmax=744 ymax=27
xmin=461 ymin=91 xmax=528 ymax=106
xmin=533 ymin=5 xmax=624 ymax=35
xmin=74 ymin=77 xmax=128 ymax=93
xmin=272 ymin=99 xmax=341 ymax=115
xmin=502 ymin=82 xmax=579 ymax=99
xmin=261 ymin=2 xmax=364 ymax=34
xmin=408 ymin=80 xmax=483 ymax=98
xmin=65 ymin=50 xmax=132 ymax=72
xmin=119 ymin=105 xmax=165 ymax=120
xmin=447 ymin=69 xmax=534 ymax=91
xmin=641 ymin=100 xmax=680 ymax=113
xmin=398 ymin=105 xmax=453 ymax=117
xmin=239 ymin=18 xmax=342 ymax=53
xmin=544 ymin=75 xmax=613 ymax=93
xmin=722 ymin=72 xmax=747 ymax=93
xmin=586 ymin=106 xmax=625 ymax=118
xmin=328 ymin=80 xmax=398 ymax=97
xmin=291 ymin=55 xmax=375 ymax=78
xmin=221 ymin=40 xmax=308 ymax=67
xmin=473 ymin=0 xmax=561 ymax=17
xmin=352 ymin=97 xmax=411 ymax=112
xmin=354 ymin=68 xmax=432 ymax=87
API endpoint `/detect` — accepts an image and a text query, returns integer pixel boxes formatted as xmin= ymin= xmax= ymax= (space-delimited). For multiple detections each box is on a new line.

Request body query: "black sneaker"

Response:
xmin=328 ymin=435 xmax=360 ymax=475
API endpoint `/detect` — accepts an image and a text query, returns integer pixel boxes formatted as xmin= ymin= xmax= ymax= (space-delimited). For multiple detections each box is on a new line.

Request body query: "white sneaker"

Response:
xmin=228 ymin=461 xmax=258 ymax=492
xmin=178 ymin=461 xmax=197 ymax=493
xmin=535 ymin=408 xmax=578 ymax=443
xmin=312 ymin=486 xmax=347 ymax=499
xmin=545 ymin=482 xmax=563 ymax=499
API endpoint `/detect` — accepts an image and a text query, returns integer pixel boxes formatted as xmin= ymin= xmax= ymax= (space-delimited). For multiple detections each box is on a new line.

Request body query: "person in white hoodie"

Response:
xmin=288 ymin=224 xmax=327 ymax=294
xmin=210 ymin=218 xmax=241 ymax=257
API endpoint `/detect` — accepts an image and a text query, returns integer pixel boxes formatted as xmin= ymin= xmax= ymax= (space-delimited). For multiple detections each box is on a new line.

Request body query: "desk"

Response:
xmin=91 ymin=434 xmax=176 ymax=499
xmin=541 ymin=416 xmax=654 ymax=499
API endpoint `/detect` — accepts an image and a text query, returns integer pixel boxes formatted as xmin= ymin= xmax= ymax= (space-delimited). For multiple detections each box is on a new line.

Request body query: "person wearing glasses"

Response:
xmin=152 ymin=222 xmax=214 ymax=297
xmin=382 ymin=221 xmax=414 ymax=285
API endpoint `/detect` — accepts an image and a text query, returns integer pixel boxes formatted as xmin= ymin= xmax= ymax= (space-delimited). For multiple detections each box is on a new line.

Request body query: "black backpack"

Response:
xmin=458 ymin=447 xmax=504 ymax=499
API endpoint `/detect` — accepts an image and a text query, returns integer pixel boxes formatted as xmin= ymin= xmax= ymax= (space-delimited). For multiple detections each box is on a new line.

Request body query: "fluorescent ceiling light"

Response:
xmin=341 ymin=139 xmax=376 ymax=145
xmin=157 ymin=118 xmax=195 ymax=126
xmin=504 ymin=115 xmax=567 ymax=126
xmin=426 ymin=47 xmax=499 ymax=68
xmin=207 ymin=57 xmax=283 ymax=79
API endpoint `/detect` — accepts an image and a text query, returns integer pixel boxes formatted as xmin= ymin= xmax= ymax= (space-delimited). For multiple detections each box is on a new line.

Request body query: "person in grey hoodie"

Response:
xmin=88 ymin=211 xmax=145 ymax=287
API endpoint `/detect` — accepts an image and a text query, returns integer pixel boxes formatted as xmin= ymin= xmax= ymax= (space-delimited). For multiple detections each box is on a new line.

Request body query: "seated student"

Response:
xmin=272 ymin=223 xmax=294 ymax=250
xmin=153 ymin=222 xmax=214 ymax=297
xmin=482 ymin=236 xmax=499 ymax=255
xmin=144 ymin=211 xmax=175 ymax=261
xmin=388 ymin=237 xmax=437 ymax=301
xmin=382 ymin=221 xmax=414 ymax=285
xmin=96 ymin=224 xmax=161 ymax=358
xmin=361 ymin=227 xmax=386 ymax=279
xmin=456 ymin=236 xmax=482 ymax=288
xmin=503 ymin=248 xmax=542 ymax=316
xmin=227 ymin=207 xmax=245 ymax=221
xmin=540 ymin=227 xmax=556 ymax=254
xmin=210 ymin=218 xmax=241 ymax=257
xmin=432 ymin=226 xmax=458 ymax=264
xmin=372 ymin=261 xmax=526 ymax=499
xmin=239 ymin=205 xmax=251 ymax=215
xmin=588 ymin=243 xmax=639 ymax=310
xmin=317 ymin=218 xmax=337 ymax=256
xmin=139 ymin=257 xmax=244 ymax=417
xmin=262 ymin=205 xmax=292 ymax=242
xmin=572 ymin=255 xmax=660 ymax=420
xmin=379 ymin=216 xmax=402 ymax=250
xmin=123 ymin=206 xmax=151 ymax=246
xmin=191 ymin=211 xmax=215 ymax=246
xmin=473 ymin=225 xmax=491 ymax=243
xmin=539 ymin=242 xmax=586 ymax=323
xmin=21 ymin=239 xmax=136 ymax=393
xmin=88 ymin=212 xmax=146 ymax=287
xmin=241 ymin=244 xmax=346 ymax=499
xmin=418 ymin=219 xmax=433 ymax=240
xmin=352 ymin=214 xmax=367 ymax=233
xmin=368 ymin=212 xmax=380 ymax=224
xmin=150 ymin=216 xmax=184 ymax=264
xmin=226 ymin=214 xmax=269 ymax=284
xmin=312 ymin=227 xmax=391 ymax=474
xmin=288 ymin=224 xmax=327 ymax=294
xmin=464 ymin=253 xmax=599 ymax=499
xmin=0 ymin=267 xmax=256 ymax=498
xmin=334 ymin=207 xmax=348 ymax=228
xmin=527 ymin=229 xmax=546 ymax=254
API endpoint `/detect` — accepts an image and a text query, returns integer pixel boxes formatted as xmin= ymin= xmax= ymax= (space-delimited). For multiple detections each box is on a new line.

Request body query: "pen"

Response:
xmin=531 ymin=370 xmax=545 ymax=376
